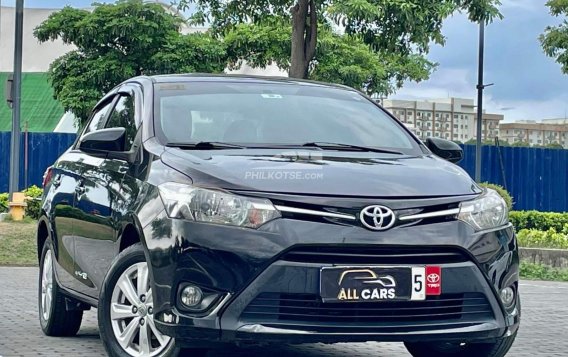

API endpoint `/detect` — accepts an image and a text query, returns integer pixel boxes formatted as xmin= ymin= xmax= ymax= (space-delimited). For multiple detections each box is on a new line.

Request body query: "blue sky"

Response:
xmin=395 ymin=0 xmax=568 ymax=121
xmin=4 ymin=0 xmax=568 ymax=121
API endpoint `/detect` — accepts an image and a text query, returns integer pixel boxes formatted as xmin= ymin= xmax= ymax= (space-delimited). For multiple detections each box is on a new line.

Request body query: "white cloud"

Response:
xmin=484 ymin=95 xmax=568 ymax=121
xmin=394 ymin=68 xmax=475 ymax=100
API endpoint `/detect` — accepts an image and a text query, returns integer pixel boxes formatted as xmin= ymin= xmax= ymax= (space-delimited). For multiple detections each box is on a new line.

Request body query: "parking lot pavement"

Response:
xmin=1 ymin=267 xmax=567 ymax=357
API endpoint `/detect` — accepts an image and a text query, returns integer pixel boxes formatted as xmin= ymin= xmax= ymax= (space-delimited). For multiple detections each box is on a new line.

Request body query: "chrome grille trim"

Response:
xmin=399 ymin=208 xmax=460 ymax=221
xmin=274 ymin=205 xmax=460 ymax=223
xmin=274 ymin=205 xmax=356 ymax=220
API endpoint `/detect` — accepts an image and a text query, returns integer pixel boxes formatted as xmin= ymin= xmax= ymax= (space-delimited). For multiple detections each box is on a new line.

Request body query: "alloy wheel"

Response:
xmin=40 ymin=250 xmax=53 ymax=321
xmin=110 ymin=262 xmax=171 ymax=357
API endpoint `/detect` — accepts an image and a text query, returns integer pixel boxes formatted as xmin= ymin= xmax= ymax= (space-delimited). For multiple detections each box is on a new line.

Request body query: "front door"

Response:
xmin=72 ymin=89 xmax=139 ymax=298
xmin=72 ymin=155 xmax=126 ymax=297
xmin=49 ymin=100 xmax=115 ymax=292
xmin=48 ymin=157 xmax=82 ymax=288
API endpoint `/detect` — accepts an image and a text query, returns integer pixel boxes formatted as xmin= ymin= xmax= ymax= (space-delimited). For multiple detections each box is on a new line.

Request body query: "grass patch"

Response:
xmin=520 ymin=262 xmax=568 ymax=282
xmin=0 ymin=221 xmax=37 ymax=266
xmin=0 ymin=219 xmax=112 ymax=267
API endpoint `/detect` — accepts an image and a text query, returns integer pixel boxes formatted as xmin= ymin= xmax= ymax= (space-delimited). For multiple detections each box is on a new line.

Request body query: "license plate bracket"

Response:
xmin=319 ymin=266 xmax=428 ymax=303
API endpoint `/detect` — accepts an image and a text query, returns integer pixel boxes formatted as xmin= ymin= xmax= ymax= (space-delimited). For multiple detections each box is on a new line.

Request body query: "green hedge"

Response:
xmin=517 ymin=228 xmax=568 ymax=249
xmin=520 ymin=262 xmax=568 ymax=282
xmin=23 ymin=185 xmax=43 ymax=220
xmin=510 ymin=211 xmax=568 ymax=233
xmin=511 ymin=211 xmax=568 ymax=249
xmin=0 ymin=193 xmax=8 ymax=213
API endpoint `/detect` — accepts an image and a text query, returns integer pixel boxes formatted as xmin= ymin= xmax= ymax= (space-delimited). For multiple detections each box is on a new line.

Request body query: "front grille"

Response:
xmin=267 ymin=200 xmax=461 ymax=228
xmin=281 ymin=246 xmax=470 ymax=265
xmin=241 ymin=292 xmax=494 ymax=333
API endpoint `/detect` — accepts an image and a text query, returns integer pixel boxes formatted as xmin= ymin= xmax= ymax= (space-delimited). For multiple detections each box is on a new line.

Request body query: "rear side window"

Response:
xmin=105 ymin=95 xmax=136 ymax=151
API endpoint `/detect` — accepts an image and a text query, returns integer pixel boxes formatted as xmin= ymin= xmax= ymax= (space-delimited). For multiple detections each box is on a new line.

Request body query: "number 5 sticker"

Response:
xmin=411 ymin=267 xmax=426 ymax=300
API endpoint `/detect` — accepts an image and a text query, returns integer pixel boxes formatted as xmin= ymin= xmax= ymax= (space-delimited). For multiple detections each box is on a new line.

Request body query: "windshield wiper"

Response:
xmin=301 ymin=142 xmax=403 ymax=155
xmin=166 ymin=141 xmax=246 ymax=150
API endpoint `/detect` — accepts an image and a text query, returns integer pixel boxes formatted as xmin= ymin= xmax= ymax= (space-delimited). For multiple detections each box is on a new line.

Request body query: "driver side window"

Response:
xmin=85 ymin=101 xmax=113 ymax=134
xmin=105 ymin=94 xmax=136 ymax=151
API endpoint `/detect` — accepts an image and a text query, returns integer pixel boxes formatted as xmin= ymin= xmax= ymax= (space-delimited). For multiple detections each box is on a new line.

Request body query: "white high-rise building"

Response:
xmin=500 ymin=119 xmax=568 ymax=147
xmin=382 ymin=98 xmax=503 ymax=142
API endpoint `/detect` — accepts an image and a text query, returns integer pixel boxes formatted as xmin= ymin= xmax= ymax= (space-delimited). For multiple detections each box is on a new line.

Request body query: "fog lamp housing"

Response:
xmin=177 ymin=283 xmax=222 ymax=314
xmin=500 ymin=286 xmax=515 ymax=308
xmin=180 ymin=285 xmax=203 ymax=307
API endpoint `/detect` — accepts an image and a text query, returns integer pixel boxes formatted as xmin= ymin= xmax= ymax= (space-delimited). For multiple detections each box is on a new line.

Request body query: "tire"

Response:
xmin=98 ymin=243 xmax=180 ymax=357
xmin=404 ymin=331 xmax=518 ymax=357
xmin=38 ymin=239 xmax=83 ymax=336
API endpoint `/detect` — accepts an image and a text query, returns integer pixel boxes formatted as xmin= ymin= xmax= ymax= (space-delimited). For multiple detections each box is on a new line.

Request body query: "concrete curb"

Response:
xmin=519 ymin=247 xmax=568 ymax=269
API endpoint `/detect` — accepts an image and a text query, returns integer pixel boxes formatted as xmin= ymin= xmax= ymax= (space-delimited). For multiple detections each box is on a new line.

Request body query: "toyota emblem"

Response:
xmin=360 ymin=205 xmax=396 ymax=231
xmin=427 ymin=273 xmax=440 ymax=283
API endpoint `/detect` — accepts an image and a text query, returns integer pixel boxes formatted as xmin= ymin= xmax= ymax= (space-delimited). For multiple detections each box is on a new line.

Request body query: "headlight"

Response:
xmin=158 ymin=182 xmax=281 ymax=228
xmin=458 ymin=188 xmax=508 ymax=231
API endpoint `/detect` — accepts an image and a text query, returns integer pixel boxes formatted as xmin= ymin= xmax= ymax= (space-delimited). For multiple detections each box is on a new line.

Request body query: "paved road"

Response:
xmin=0 ymin=267 xmax=567 ymax=357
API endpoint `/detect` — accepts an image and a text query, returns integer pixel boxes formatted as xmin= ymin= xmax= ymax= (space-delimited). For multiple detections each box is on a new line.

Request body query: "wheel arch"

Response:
xmin=37 ymin=215 xmax=51 ymax=262
xmin=119 ymin=223 xmax=141 ymax=252
xmin=117 ymin=214 xmax=148 ymax=253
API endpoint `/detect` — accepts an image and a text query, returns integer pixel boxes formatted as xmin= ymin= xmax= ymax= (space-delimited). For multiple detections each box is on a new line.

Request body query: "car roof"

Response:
xmin=142 ymin=73 xmax=354 ymax=91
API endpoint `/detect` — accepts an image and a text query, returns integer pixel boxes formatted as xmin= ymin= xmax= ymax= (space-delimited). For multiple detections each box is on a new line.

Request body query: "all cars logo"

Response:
xmin=336 ymin=269 xmax=396 ymax=301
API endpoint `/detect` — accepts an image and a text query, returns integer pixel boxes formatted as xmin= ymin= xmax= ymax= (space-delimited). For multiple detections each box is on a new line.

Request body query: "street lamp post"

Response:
xmin=9 ymin=0 xmax=24 ymax=199
xmin=475 ymin=21 xmax=494 ymax=182
xmin=475 ymin=21 xmax=485 ymax=183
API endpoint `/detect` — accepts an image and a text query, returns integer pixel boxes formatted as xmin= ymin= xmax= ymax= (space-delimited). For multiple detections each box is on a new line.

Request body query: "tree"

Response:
xmin=541 ymin=0 xmax=568 ymax=73
xmin=34 ymin=0 xmax=228 ymax=126
xmin=224 ymin=19 xmax=434 ymax=94
xmin=179 ymin=0 xmax=501 ymax=85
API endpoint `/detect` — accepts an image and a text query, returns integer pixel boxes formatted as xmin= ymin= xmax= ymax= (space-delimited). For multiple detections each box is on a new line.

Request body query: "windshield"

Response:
xmin=154 ymin=81 xmax=421 ymax=154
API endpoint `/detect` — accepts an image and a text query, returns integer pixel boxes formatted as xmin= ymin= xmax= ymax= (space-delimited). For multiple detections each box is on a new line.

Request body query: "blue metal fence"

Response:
xmin=0 ymin=132 xmax=76 ymax=193
xmin=459 ymin=145 xmax=568 ymax=212
xmin=0 ymin=132 xmax=567 ymax=212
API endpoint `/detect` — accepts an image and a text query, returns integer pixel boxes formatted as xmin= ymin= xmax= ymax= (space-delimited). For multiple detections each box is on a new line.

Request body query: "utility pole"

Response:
xmin=9 ymin=0 xmax=24 ymax=199
xmin=475 ymin=21 xmax=485 ymax=183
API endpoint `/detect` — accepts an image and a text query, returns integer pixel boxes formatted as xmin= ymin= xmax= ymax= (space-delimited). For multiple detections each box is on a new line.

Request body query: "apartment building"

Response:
xmin=382 ymin=98 xmax=504 ymax=142
xmin=479 ymin=113 xmax=502 ymax=141
xmin=500 ymin=119 xmax=568 ymax=147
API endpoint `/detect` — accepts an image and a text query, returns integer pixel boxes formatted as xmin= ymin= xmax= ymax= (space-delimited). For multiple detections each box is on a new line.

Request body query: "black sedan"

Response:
xmin=37 ymin=74 xmax=520 ymax=357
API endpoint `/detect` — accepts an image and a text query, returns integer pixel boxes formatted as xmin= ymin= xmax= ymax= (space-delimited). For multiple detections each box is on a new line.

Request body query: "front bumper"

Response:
xmin=144 ymin=214 xmax=520 ymax=346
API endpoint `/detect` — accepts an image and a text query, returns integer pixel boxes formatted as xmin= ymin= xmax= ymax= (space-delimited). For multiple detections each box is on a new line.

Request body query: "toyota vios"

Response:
xmin=37 ymin=75 xmax=520 ymax=357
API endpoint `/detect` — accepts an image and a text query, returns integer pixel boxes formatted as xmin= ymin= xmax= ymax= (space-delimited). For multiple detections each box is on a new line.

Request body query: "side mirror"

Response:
xmin=425 ymin=137 xmax=463 ymax=164
xmin=79 ymin=128 xmax=126 ymax=155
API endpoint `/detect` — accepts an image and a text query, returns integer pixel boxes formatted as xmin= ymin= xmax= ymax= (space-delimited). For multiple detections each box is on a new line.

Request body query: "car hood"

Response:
xmin=161 ymin=148 xmax=481 ymax=197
